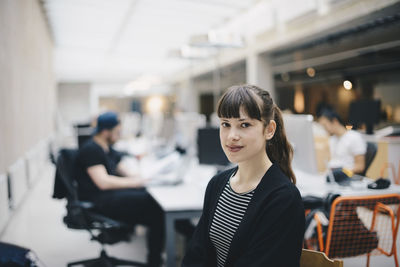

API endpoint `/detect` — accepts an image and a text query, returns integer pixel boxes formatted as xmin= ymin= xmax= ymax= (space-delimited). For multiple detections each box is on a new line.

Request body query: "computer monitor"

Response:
xmin=349 ymin=99 xmax=381 ymax=134
xmin=197 ymin=128 xmax=230 ymax=166
xmin=282 ymin=114 xmax=318 ymax=174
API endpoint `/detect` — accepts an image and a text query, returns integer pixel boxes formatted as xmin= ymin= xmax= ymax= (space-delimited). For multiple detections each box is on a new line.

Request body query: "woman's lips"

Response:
xmin=227 ymin=145 xmax=243 ymax=152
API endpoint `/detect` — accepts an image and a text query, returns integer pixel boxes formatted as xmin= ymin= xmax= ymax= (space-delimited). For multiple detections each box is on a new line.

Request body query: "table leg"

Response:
xmin=165 ymin=213 xmax=176 ymax=267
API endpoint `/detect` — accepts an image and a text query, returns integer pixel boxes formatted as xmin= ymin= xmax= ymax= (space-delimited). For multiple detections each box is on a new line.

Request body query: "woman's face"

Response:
xmin=219 ymin=108 xmax=273 ymax=164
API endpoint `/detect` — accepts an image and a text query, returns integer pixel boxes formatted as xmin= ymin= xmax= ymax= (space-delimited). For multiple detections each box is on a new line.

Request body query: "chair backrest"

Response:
xmin=55 ymin=149 xmax=80 ymax=202
xmin=300 ymin=249 xmax=343 ymax=267
xmin=361 ymin=142 xmax=377 ymax=176
xmin=325 ymin=194 xmax=400 ymax=258
xmin=55 ymin=148 xmax=98 ymax=231
xmin=55 ymin=148 xmax=132 ymax=243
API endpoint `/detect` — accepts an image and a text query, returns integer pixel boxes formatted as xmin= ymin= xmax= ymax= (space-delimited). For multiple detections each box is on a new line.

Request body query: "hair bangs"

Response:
xmin=217 ymin=85 xmax=262 ymax=120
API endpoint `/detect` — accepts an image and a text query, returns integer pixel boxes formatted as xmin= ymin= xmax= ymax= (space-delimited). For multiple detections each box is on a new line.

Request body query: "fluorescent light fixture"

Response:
xmin=168 ymin=45 xmax=217 ymax=59
xmin=123 ymin=75 xmax=162 ymax=96
xmin=189 ymin=31 xmax=244 ymax=48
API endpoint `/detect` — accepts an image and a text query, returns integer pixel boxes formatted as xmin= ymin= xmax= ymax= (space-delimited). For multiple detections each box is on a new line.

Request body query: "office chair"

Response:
xmin=300 ymin=249 xmax=343 ymax=267
xmin=55 ymin=148 xmax=146 ymax=267
xmin=306 ymin=194 xmax=400 ymax=267
xmin=360 ymin=142 xmax=378 ymax=177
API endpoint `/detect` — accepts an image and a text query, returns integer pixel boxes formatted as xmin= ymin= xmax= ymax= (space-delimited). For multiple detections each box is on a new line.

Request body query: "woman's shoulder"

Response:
xmin=265 ymin=164 xmax=292 ymax=185
xmin=263 ymin=165 xmax=302 ymax=199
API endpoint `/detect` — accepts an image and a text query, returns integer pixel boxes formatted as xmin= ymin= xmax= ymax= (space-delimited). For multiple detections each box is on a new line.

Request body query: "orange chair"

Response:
xmin=307 ymin=194 xmax=400 ymax=267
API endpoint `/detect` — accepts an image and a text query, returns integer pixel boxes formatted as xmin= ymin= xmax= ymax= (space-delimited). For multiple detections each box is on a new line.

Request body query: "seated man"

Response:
xmin=318 ymin=108 xmax=367 ymax=175
xmin=76 ymin=111 xmax=192 ymax=267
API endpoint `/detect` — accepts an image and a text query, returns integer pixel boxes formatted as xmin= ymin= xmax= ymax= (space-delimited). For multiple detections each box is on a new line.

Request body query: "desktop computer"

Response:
xmin=349 ymin=99 xmax=381 ymax=134
xmin=197 ymin=128 xmax=230 ymax=166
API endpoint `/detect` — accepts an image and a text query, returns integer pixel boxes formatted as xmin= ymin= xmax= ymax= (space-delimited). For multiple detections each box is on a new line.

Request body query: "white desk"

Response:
xmin=147 ymin=162 xmax=216 ymax=267
xmin=296 ymin=169 xmax=400 ymax=197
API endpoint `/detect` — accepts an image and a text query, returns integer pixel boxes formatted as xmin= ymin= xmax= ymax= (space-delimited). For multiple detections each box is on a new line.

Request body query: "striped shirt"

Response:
xmin=209 ymin=176 xmax=255 ymax=267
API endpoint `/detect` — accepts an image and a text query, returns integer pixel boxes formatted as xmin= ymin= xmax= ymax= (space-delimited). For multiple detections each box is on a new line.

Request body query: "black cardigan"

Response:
xmin=182 ymin=164 xmax=305 ymax=267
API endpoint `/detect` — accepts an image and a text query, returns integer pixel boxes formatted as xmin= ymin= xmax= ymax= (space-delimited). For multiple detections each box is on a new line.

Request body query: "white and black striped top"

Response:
xmin=209 ymin=176 xmax=255 ymax=267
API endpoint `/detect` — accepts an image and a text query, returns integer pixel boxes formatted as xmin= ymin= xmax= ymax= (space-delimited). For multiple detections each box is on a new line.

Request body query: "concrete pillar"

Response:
xmin=177 ymin=75 xmax=198 ymax=113
xmin=246 ymin=52 xmax=276 ymax=102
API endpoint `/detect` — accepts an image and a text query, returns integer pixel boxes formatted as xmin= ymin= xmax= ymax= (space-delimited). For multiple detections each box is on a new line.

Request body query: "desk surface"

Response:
xmin=147 ymin=161 xmax=216 ymax=212
xmin=149 ymin=167 xmax=400 ymax=213
xmin=149 ymin=184 xmax=205 ymax=211
xmin=294 ymin=169 xmax=400 ymax=197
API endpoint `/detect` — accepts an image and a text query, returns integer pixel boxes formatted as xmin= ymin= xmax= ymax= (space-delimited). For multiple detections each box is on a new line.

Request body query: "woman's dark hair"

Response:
xmin=217 ymin=84 xmax=296 ymax=184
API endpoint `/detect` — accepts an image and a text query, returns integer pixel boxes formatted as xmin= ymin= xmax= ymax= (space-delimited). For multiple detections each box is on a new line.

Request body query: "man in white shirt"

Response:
xmin=318 ymin=108 xmax=367 ymax=174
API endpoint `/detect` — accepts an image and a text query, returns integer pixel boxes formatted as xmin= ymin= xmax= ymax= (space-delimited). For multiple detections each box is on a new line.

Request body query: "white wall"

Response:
xmin=0 ymin=0 xmax=56 ymax=173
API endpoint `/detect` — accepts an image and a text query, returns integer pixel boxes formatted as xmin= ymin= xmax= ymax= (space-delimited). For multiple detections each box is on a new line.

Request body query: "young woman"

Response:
xmin=182 ymin=84 xmax=305 ymax=267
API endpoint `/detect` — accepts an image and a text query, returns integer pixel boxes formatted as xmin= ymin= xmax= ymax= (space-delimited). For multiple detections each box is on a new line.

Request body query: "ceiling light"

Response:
xmin=281 ymin=73 xmax=290 ymax=82
xmin=294 ymin=86 xmax=305 ymax=113
xmin=343 ymin=80 xmax=352 ymax=90
xmin=146 ymin=96 xmax=164 ymax=114
xmin=306 ymin=67 xmax=315 ymax=77
xmin=124 ymin=75 xmax=162 ymax=95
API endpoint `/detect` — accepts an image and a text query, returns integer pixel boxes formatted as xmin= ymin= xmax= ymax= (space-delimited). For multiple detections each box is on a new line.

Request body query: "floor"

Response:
xmin=0 ymin=163 xmax=398 ymax=267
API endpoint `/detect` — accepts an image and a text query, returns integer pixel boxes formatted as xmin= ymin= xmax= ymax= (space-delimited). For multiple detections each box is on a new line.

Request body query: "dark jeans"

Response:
xmin=93 ymin=188 xmax=195 ymax=267
xmin=94 ymin=188 xmax=164 ymax=267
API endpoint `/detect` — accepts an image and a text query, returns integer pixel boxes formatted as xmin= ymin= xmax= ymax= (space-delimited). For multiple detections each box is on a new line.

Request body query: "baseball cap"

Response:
xmin=95 ymin=111 xmax=120 ymax=133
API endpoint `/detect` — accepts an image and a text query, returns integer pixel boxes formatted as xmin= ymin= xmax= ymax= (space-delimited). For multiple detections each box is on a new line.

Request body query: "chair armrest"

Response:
xmin=68 ymin=200 xmax=95 ymax=209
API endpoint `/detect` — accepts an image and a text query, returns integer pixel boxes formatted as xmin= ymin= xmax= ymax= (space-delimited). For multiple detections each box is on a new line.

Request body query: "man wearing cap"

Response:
xmin=76 ymin=111 xmax=164 ymax=267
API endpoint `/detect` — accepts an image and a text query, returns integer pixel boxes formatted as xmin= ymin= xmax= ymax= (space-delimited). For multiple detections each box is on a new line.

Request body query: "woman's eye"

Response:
xmin=221 ymin=122 xmax=230 ymax=127
xmin=241 ymin=123 xmax=250 ymax=128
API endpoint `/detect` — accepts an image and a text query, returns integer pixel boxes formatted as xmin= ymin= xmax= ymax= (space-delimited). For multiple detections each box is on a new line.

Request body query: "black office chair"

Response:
xmin=360 ymin=142 xmax=378 ymax=177
xmin=54 ymin=148 xmax=146 ymax=267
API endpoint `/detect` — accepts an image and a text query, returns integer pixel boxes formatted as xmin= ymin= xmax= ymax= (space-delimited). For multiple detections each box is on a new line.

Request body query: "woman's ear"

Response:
xmin=265 ymin=120 xmax=276 ymax=140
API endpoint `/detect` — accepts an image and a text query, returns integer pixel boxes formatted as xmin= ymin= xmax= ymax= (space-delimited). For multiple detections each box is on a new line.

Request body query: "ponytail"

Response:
xmin=266 ymin=105 xmax=296 ymax=184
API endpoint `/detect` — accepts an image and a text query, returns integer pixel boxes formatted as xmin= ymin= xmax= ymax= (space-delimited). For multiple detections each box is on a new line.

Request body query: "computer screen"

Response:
xmin=349 ymin=99 xmax=381 ymax=134
xmin=197 ymin=128 xmax=230 ymax=166
xmin=282 ymin=114 xmax=318 ymax=174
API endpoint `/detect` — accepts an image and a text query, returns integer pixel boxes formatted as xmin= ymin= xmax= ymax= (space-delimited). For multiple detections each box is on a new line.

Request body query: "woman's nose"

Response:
xmin=228 ymin=129 xmax=240 ymax=141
